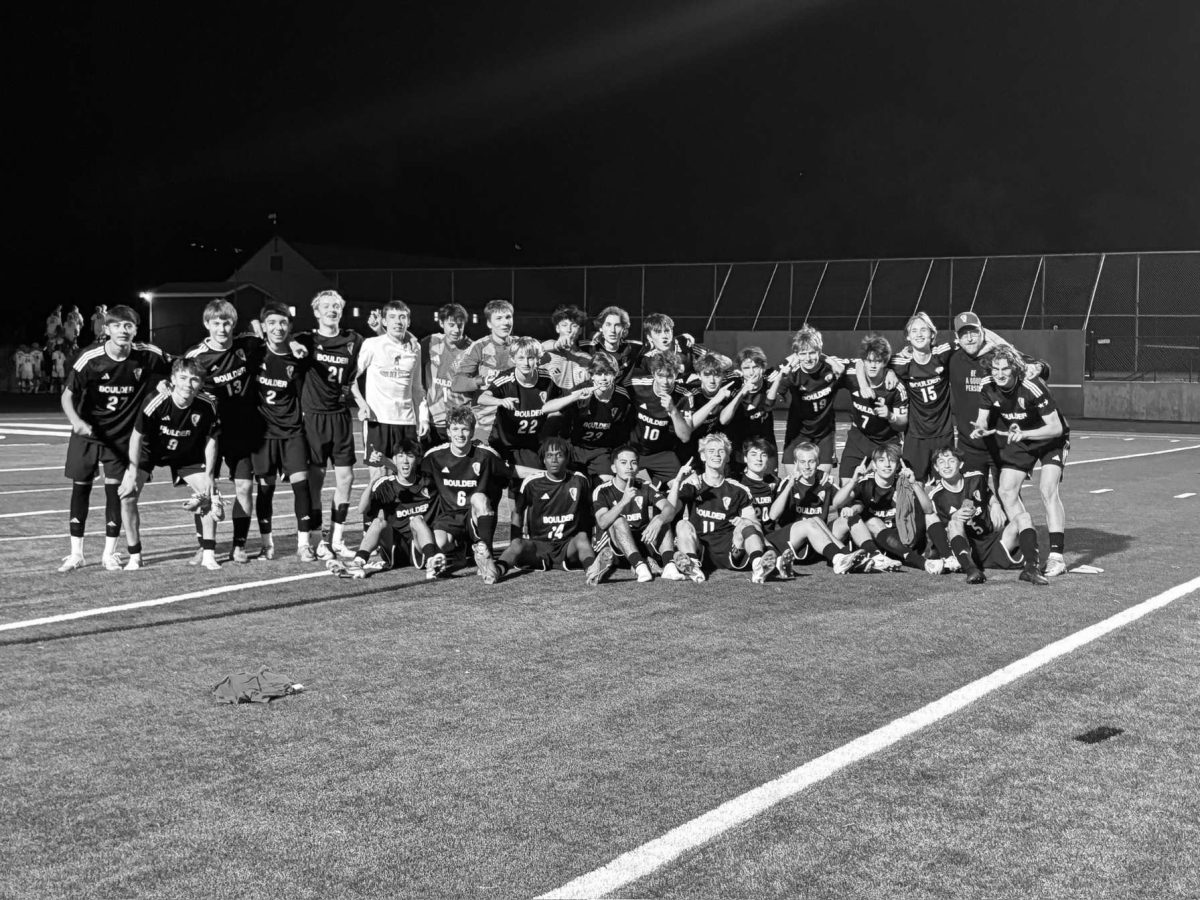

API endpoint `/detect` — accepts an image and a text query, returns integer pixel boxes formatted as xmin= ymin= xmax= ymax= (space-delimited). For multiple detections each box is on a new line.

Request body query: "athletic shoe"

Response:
xmin=775 ymin=546 xmax=795 ymax=579
xmin=751 ymin=549 xmax=778 ymax=584
xmin=635 ymin=563 xmax=654 ymax=583
xmin=258 ymin=545 xmax=276 ymax=561
xmin=943 ymin=555 xmax=962 ymax=573
xmin=331 ymin=542 xmax=356 ymax=559
xmin=229 ymin=546 xmax=250 ymax=565
xmin=425 ymin=552 xmax=448 ymax=580
xmin=333 ymin=559 xmax=367 ymax=579
xmin=832 ymin=548 xmax=870 ymax=575
xmin=181 ymin=493 xmax=210 ymax=514
xmin=209 ymin=491 xmax=226 ymax=522
xmin=924 ymin=557 xmax=945 ymax=576
xmin=672 ymin=551 xmax=706 ymax=583
xmin=187 ymin=548 xmax=204 ymax=566
xmin=123 ymin=554 xmax=143 ymax=571
xmin=297 ymin=544 xmax=317 ymax=563
xmin=645 ymin=556 xmax=664 ymax=576
xmin=201 ymin=554 xmax=221 ymax=571
xmin=58 ymin=553 xmax=86 ymax=573
xmin=315 ymin=541 xmax=336 ymax=562
xmin=870 ymin=552 xmax=902 ymax=572
xmin=660 ymin=562 xmax=685 ymax=581
xmin=585 ymin=546 xmax=616 ymax=586
xmin=474 ymin=542 xmax=499 ymax=585
xmin=102 ymin=553 xmax=124 ymax=572
xmin=1019 ymin=568 xmax=1049 ymax=586
xmin=966 ymin=569 xmax=987 ymax=585
xmin=1043 ymin=552 xmax=1067 ymax=577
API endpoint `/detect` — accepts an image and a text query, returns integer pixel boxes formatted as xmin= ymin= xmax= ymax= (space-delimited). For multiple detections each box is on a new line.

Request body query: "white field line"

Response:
xmin=0 ymin=429 xmax=71 ymax=437
xmin=1067 ymin=444 xmax=1200 ymax=466
xmin=1176 ymin=493 xmax=1197 ymax=499
xmin=539 ymin=574 xmax=1200 ymax=900
xmin=0 ymin=524 xmax=195 ymax=543
xmin=0 ymin=571 xmax=334 ymax=632
xmin=0 ymin=465 xmax=62 ymax=473
xmin=0 ymin=422 xmax=71 ymax=429
xmin=0 ymin=467 xmax=372 ymax=498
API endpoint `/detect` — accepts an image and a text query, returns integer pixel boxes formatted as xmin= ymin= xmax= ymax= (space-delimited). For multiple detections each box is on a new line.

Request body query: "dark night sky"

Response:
xmin=12 ymin=0 xmax=1200 ymax=333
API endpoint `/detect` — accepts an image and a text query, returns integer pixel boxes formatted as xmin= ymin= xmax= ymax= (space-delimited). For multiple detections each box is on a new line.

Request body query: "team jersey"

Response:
xmin=365 ymin=474 xmax=434 ymax=527
xmin=252 ymin=346 xmax=307 ymax=437
xmin=676 ymin=475 xmax=755 ymax=536
xmin=633 ymin=336 xmax=708 ymax=380
xmin=137 ymin=391 xmax=220 ymax=468
xmin=484 ymin=369 xmax=563 ymax=451
xmin=516 ymin=471 xmax=591 ymax=541
xmin=450 ymin=334 xmax=516 ymax=434
xmin=569 ymin=384 xmax=633 ymax=449
xmin=185 ymin=334 xmax=261 ymax=415
xmin=591 ymin=480 xmax=665 ymax=535
xmin=420 ymin=442 xmax=512 ymax=517
xmin=722 ymin=383 xmax=778 ymax=453
xmin=843 ymin=372 xmax=907 ymax=443
xmin=781 ymin=358 xmax=842 ymax=445
xmin=776 ymin=478 xmax=835 ymax=525
xmin=51 ymin=351 xmax=67 ymax=378
xmin=421 ymin=333 xmax=471 ymax=424
xmin=978 ymin=376 xmax=1070 ymax=435
xmin=627 ymin=382 xmax=693 ymax=454
xmin=66 ymin=342 xmax=171 ymax=444
xmin=740 ymin=473 xmax=782 ymax=529
xmin=14 ymin=350 xmax=31 ymax=375
xmin=890 ymin=343 xmax=954 ymax=438
xmin=947 ymin=343 xmax=1009 ymax=437
xmin=539 ymin=340 xmax=593 ymax=391
xmin=295 ymin=329 xmax=364 ymax=413
xmin=580 ymin=336 xmax=642 ymax=380
xmin=357 ymin=332 xmax=425 ymax=425
xmin=928 ymin=471 xmax=994 ymax=538
xmin=848 ymin=475 xmax=898 ymax=525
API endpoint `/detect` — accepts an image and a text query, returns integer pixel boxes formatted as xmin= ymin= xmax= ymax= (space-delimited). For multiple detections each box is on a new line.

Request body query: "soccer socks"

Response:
xmin=876 ymin=527 xmax=924 ymax=569
xmin=1018 ymin=527 xmax=1040 ymax=571
xmin=256 ymin=482 xmax=276 ymax=534
xmin=193 ymin=514 xmax=205 ymax=547
xmin=292 ymin=483 xmax=312 ymax=531
xmin=627 ymin=550 xmax=646 ymax=569
xmin=69 ymin=482 xmax=92 ymax=537
xmin=949 ymin=534 xmax=980 ymax=575
xmin=927 ymin=521 xmax=952 ymax=559
xmin=1049 ymin=531 xmax=1065 ymax=555
xmin=475 ymin=514 xmax=497 ymax=551
xmin=104 ymin=483 xmax=121 ymax=538
xmin=232 ymin=516 xmax=251 ymax=548
xmin=820 ymin=542 xmax=841 ymax=563
xmin=331 ymin=502 xmax=349 ymax=547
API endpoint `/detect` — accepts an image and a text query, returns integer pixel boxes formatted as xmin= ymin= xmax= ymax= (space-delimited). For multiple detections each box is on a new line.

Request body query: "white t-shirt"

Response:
xmin=357 ymin=332 xmax=425 ymax=425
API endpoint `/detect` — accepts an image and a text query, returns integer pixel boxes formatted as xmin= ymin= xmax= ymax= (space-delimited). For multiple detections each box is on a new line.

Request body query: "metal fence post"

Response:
xmin=1134 ymin=255 xmax=1140 ymax=372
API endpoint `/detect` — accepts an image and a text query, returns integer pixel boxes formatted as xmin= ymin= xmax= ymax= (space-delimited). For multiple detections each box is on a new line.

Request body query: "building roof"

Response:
xmin=290 ymin=242 xmax=486 ymax=271
xmin=146 ymin=281 xmax=272 ymax=298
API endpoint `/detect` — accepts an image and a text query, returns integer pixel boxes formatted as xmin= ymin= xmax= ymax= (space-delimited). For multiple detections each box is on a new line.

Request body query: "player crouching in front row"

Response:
xmin=118 ymin=359 xmax=223 ymax=571
xmin=591 ymin=445 xmax=677 ymax=583
xmin=831 ymin=442 xmax=933 ymax=572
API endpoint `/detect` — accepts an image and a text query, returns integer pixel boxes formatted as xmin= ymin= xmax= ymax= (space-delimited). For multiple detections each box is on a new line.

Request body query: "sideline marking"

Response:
xmin=1176 ymin=493 xmax=1196 ymax=499
xmin=0 ymin=524 xmax=194 ymax=543
xmin=0 ymin=571 xmax=332 ymax=632
xmin=539 ymin=574 xmax=1200 ymax=900
xmin=1089 ymin=488 xmax=1113 ymax=494
xmin=0 ymin=465 xmax=62 ymax=473
xmin=1067 ymin=444 xmax=1200 ymax=466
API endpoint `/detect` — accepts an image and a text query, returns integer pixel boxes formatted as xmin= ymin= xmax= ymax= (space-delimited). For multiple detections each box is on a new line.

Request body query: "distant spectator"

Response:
xmin=91 ymin=305 xmax=108 ymax=343
xmin=50 ymin=341 xmax=67 ymax=392
xmin=63 ymin=306 xmax=83 ymax=344
xmin=46 ymin=305 xmax=63 ymax=340
xmin=28 ymin=343 xmax=45 ymax=392
xmin=15 ymin=344 xmax=34 ymax=391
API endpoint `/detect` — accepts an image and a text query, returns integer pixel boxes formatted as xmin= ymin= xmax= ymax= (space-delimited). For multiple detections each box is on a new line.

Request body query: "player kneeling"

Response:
xmin=664 ymin=432 xmax=777 ymax=583
xmin=766 ymin=442 xmax=870 ymax=574
xmin=591 ymin=446 xmax=677 ymax=583
xmin=118 ymin=359 xmax=222 ymax=571
xmin=329 ymin=442 xmax=442 ymax=579
xmin=491 ymin=438 xmax=602 ymax=583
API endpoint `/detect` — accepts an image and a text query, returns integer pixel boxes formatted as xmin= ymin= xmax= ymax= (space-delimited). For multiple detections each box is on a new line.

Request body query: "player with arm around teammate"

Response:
xmin=591 ymin=445 xmax=676 ymax=583
xmin=776 ymin=325 xmax=848 ymax=482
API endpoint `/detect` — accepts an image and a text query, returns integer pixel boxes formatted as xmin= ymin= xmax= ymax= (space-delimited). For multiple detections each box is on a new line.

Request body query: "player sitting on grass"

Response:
xmin=924 ymin=446 xmax=1030 ymax=585
xmin=591 ymin=445 xmax=676 ymax=583
xmin=329 ymin=441 xmax=441 ymax=579
xmin=831 ymin=443 xmax=933 ymax=572
xmin=488 ymin=438 xmax=606 ymax=584
xmin=118 ymin=358 xmax=222 ymax=571
xmin=664 ymin=432 xmax=778 ymax=584
xmin=765 ymin=441 xmax=870 ymax=575
xmin=737 ymin=437 xmax=795 ymax=579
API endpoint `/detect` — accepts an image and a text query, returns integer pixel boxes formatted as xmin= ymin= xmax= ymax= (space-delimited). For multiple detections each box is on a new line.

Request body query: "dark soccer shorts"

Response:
xmin=697 ymin=527 xmax=749 ymax=572
xmin=956 ymin=431 xmax=1002 ymax=481
xmin=594 ymin=528 xmax=667 ymax=568
xmin=65 ymin=433 xmax=129 ymax=481
xmin=764 ymin=523 xmax=826 ymax=563
xmin=366 ymin=422 xmax=420 ymax=459
xmin=252 ymin=435 xmax=310 ymax=480
xmin=1000 ymin=435 xmax=1070 ymax=476
xmin=636 ymin=448 xmax=683 ymax=487
xmin=432 ymin=508 xmax=474 ymax=551
xmin=783 ymin=431 xmax=836 ymax=469
xmin=218 ymin=426 xmax=259 ymax=481
xmin=529 ymin=537 xmax=577 ymax=570
xmin=903 ymin=433 xmax=953 ymax=482
xmin=498 ymin=446 xmax=542 ymax=471
xmin=971 ymin=530 xmax=1025 ymax=570
xmin=378 ymin=524 xmax=428 ymax=569
xmin=304 ymin=410 xmax=357 ymax=468
xmin=839 ymin=429 xmax=895 ymax=481
xmin=571 ymin=446 xmax=613 ymax=479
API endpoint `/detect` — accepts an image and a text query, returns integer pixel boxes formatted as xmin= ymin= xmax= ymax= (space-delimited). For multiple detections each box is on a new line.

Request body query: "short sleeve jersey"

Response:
xmin=777 ymin=478 xmax=835 ymax=525
xmin=782 ymin=358 xmax=842 ymax=445
xmin=741 ymin=474 xmax=782 ymax=529
xmin=676 ymin=476 xmax=754 ymax=536
xmin=185 ymin=334 xmax=260 ymax=423
xmin=484 ymin=369 xmax=562 ymax=451
xmin=137 ymin=392 xmax=220 ymax=468
xmin=843 ymin=372 xmax=907 ymax=443
xmin=723 ymin=383 xmax=778 ymax=451
xmin=421 ymin=333 xmax=471 ymax=424
xmin=295 ymin=329 xmax=364 ymax=413
xmin=253 ymin=346 xmax=307 ymax=437
xmin=421 ymin=443 xmax=512 ymax=517
xmin=52 ymin=350 xmax=67 ymax=378
xmin=591 ymin=480 xmax=664 ymax=535
xmin=357 ymin=333 xmax=424 ymax=425
xmin=849 ymin=475 xmax=897 ymax=525
xmin=627 ymin=381 xmax=693 ymax=454
xmin=891 ymin=343 xmax=954 ymax=438
xmin=517 ymin=471 xmax=591 ymax=541
xmin=928 ymin=471 xmax=994 ymax=538
xmin=365 ymin=474 xmax=434 ymax=527
xmin=570 ymin=384 xmax=633 ymax=449
xmin=66 ymin=342 xmax=171 ymax=445
xmin=581 ymin=336 xmax=642 ymax=381
xmin=978 ymin=376 xmax=1069 ymax=435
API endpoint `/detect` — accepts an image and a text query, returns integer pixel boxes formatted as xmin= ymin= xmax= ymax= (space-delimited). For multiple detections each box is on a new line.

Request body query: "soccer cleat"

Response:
xmin=102 ymin=553 xmax=124 ymax=571
xmin=635 ymin=562 xmax=654 ymax=583
xmin=660 ymin=562 xmax=685 ymax=581
xmin=585 ymin=546 xmax=616 ymax=586
xmin=924 ymin=557 xmax=945 ymax=576
xmin=943 ymin=555 xmax=962 ymax=573
xmin=1043 ymin=552 xmax=1067 ymax=577
xmin=966 ymin=569 xmax=987 ymax=585
xmin=1019 ymin=568 xmax=1049 ymax=586
xmin=229 ymin=546 xmax=250 ymax=564
xmin=775 ymin=546 xmax=795 ymax=580
xmin=332 ymin=559 xmax=366 ymax=579
xmin=187 ymin=548 xmax=205 ymax=566
xmin=297 ymin=544 xmax=317 ymax=563
xmin=201 ymin=554 xmax=221 ymax=571
xmin=833 ymin=548 xmax=870 ymax=575
xmin=672 ymin=551 xmax=706 ymax=583
xmin=870 ymin=552 xmax=903 ymax=572
xmin=425 ymin=552 xmax=448 ymax=580
xmin=123 ymin=554 xmax=143 ymax=571
xmin=315 ymin=541 xmax=336 ymax=562
xmin=361 ymin=559 xmax=386 ymax=575
xmin=58 ymin=553 xmax=86 ymax=573
xmin=474 ymin=542 xmax=499 ymax=585
xmin=645 ymin=556 xmax=664 ymax=577
xmin=209 ymin=491 xmax=226 ymax=522
xmin=751 ymin=549 xmax=778 ymax=584
xmin=258 ymin=545 xmax=276 ymax=561
xmin=331 ymin=542 xmax=355 ymax=559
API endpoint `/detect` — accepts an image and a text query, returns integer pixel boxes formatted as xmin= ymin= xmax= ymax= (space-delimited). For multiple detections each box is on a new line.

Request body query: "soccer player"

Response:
xmin=581 ymin=305 xmax=641 ymax=379
xmin=592 ymin=445 xmax=676 ymax=582
xmin=477 ymin=336 xmax=574 ymax=470
xmin=839 ymin=334 xmax=908 ymax=483
xmin=738 ymin=437 xmax=795 ymax=578
xmin=540 ymin=304 xmax=593 ymax=392
xmin=15 ymin=345 xmax=33 ymax=392
xmin=831 ymin=443 xmax=932 ymax=572
xmin=925 ymin=446 xmax=1030 ymax=585
xmin=353 ymin=300 xmax=429 ymax=478
xmin=564 ymin=351 xmax=634 ymax=479
xmin=765 ymin=441 xmax=870 ymax=574
xmin=118 ymin=358 xmax=221 ymax=571
xmin=664 ymin=432 xmax=778 ymax=584
xmin=294 ymin=289 xmax=365 ymax=562
xmin=421 ymin=302 xmax=472 ymax=448
xmin=776 ymin=325 xmax=848 ymax=480
xmin=685 ymin=353 xmax=736 ymax=466
xmin=491 ymin=438 xmax=604 ymax=583
xmin=627 ymin=351 xmax=694 ymax=486
xmin=450 ymin=298 xmax=517 ymax=443
xmin=50 ymin=342 xmax=67 ymax=393
xmin=249 ymin=303 xmax=314 ymax=561
xmin=972 ymin=345 xmax=1069 ymax=581
xmin=59 ymin=304 xmax=170 ymax=572
xmin=636 ymin=313 xmax=708 ymax=380
xmin=420 ymin=404 xmax=514 ymax=584
xmin=888 ymin=312 xmax=955 ymax=481
xmin=717 ymin=347 xmax=781 ymax=472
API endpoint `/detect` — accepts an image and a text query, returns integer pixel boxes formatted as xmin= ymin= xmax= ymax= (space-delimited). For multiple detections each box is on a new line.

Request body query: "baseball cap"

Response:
xmin=954 ymin=311 xmax=982 ymax=332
